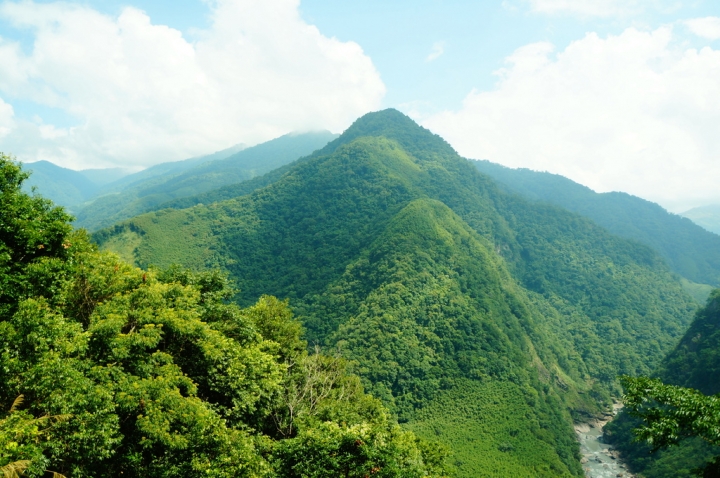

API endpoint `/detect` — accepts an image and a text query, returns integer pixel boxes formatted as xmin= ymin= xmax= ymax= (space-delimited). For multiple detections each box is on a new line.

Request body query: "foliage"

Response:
xmin=75 ymin=131 xmax=336 ymax=231
xmin=93 ymin=109 xmax=702 ymax=475
xmin=622 ymin=377 xmax=720 ymax=449
xmin=0 ymin=154 xmax=447 ymax=477
xmin=0 ymin=395 xmax=69 ymax=477
xmin=274 ymin=419 xmax=447 ymax=478
xmin=406 ymin=380 xmax=578 ymax=477
xmin=620 ymin=376 xmax=720 ymax=476
xmin=474 ymin=159 xmax=720 ymax=286
xmin=607 ymin=290 xmax=720 ymax=477
xmin=0 ymin=153 xmax=75 ymax=318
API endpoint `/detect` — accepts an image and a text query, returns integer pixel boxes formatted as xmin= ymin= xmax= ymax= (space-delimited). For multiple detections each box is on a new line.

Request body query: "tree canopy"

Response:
xmin=621 ymin=376 xmax=720 ymax=477
xmin=0 ymin=153 xmax=447 ymax=477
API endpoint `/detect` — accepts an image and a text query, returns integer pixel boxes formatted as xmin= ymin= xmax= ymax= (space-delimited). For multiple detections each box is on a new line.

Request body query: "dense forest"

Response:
xmin=75 ymin=131 xmax=337 ymax=231
xmin=0 ymin=154 xmax=448 ymax=477
xmin=91 ymin=109 xmax=702 ymax=476
xmin=606 ymin=291 xmax=720 ymax=476
xmin=474 ymin=160 xmax=720 ymax=292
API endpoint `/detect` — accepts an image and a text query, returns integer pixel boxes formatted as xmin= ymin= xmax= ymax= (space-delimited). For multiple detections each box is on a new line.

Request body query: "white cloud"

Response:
xmin=426 ymin=41 xmax=445 ymax=62
xmin=0 ymin=97 xmax=14 ymax=138
xmin=685 ymin=17 xmax=720 ymax=40
xmin=0 ymin=0 xmax=385 ymax=169
xmin=525 ymin=0 xmax=667 ymax=17
xmin=423 ymin=26 xmax=720 ymax=211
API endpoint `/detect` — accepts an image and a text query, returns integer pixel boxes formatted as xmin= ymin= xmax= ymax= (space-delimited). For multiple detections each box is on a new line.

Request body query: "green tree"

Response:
xmin=0 ymin=153 xmax=447 ymax=477
xmin=0 ymin=395 xmax=69 ymax=478
xmin=0 ymin=153 xmax=74 ymax=319
xmin=622 ymin=376 xmax=720 ymax=476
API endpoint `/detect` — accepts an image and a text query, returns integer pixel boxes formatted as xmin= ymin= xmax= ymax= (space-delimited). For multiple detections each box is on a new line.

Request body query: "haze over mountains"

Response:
xmin=20 ymin=131 xmax=337 ymax=231
xmin=681 ymin=204 xmax=720 ymax=236
xmin=21 ymin=160 xmax=132 ymax=211
xmin=73 ymin=131 xmax=337 ymax=231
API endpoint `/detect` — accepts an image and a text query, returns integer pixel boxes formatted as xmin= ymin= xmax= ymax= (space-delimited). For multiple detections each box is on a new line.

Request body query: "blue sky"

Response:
xmin=1 ymin=0 xmax=720 ymax=210
xmin=300 ymin=0 xmax=719 ymax=112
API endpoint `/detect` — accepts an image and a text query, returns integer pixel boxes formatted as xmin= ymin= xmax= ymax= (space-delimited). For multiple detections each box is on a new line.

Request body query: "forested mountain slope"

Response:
xmin=606 ymin=291 xmax=720 ymax=476
xmin=102 ymin=142 xmax=247 ymax=193
xmin=682 ymin=204 xmax=720 ymax=235
xmin=0 ymin=154 xmax=447 ymax=477
xmin=20 ymin=160 xmax=129 ymax=212
xmin=95 ymin=109 xmax=697 ymax=476
xmin=658 ymin=290 xmax=720 ymax=393
xmin=474 ymin=160 xmax=720 ymax=288
xmin=76 ymin=131 xmax=336 ymax=231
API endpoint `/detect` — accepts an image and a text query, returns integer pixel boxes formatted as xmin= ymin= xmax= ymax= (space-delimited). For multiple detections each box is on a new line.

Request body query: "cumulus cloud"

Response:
xmin=0 ymin=0 xmax=385 ymax=169
xmin=426 ymin=41 xmax=445 ymax=62
xmin=0 ymin=98 xmax=13 ymax=138
xmin=685 ymin=17 xmax=720 ymax=40
xmin=423 ymin=26 xmax=720 ymax=211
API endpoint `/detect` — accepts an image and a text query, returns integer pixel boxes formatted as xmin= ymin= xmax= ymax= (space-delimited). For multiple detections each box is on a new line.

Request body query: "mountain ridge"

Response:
xmin=75 ymin=131 xmax=337 ymax=231
xmin=474 ymin=159 xmax=720 ymax=289
xmin=94 ymin=109 xmax=697 ymax=476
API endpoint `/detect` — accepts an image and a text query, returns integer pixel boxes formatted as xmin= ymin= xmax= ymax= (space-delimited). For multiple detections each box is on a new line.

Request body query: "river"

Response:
xmin=576 ymin=404 xmax=634 ymax=478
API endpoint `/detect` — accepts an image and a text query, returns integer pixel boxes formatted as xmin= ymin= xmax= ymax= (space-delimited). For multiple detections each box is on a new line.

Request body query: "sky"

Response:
xmin=0 ymin=0 xmax=719 ymax=211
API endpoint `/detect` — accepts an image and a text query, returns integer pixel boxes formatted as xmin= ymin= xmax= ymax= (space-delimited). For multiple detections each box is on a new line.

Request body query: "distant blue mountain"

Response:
xmin=74 ymin=130 xmax=338 ymax=231
xmin=681 ymin=204 xmax=720 ymax=235
xmin=21 ymin=161 xmax=119 ymax=212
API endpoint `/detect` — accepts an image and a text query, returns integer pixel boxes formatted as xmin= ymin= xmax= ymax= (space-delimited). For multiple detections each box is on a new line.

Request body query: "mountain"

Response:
xmin=606 ymin=291 xmax=720 ymax=476
xmin=19 ymin=145 xmax=247 ymax=214
xmin=681 ymin=204 xmax=720 ymax=235
xmin=21 ymin=160 xmax=107 ymax=212
xmin=473 ymin=161 xmax=720 ymax=290
xmin=94 ymin=109 xmax=697 ymax=476
xmin=98 ymin=142 xmax=247 ymax=193
xmin=78 ymin=167 xmax=131 ymax=186
xmin=0 ymin=153 xmax=447 ymax=477
xmin=658 ymin=291 xmax=720 ymax=395
xmin=75 ymin=131 xmax=337 ymax=231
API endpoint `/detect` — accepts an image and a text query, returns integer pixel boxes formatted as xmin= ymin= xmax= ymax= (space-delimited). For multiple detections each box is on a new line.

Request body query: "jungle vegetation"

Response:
xmin=74 ymin=131 xmax=337 ymax=231
xmin=94 ymin=109 xmax=700 ymax=476
xmin=0 ymin=153 xmax=447 ymax=477
xmin=606 ymin=290 xmax=720 ymax=477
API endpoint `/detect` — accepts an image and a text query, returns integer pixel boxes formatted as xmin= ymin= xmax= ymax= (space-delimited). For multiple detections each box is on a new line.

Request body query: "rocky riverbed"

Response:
xmin=576 ymin=404 xmax=634 ymax=478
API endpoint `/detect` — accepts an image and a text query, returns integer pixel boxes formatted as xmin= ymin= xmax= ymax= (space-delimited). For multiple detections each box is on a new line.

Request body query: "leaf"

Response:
xmin=9 ymin=396 xmax=24 ymax=414
xmin=0 ymin=460 xmax=31 ymax=478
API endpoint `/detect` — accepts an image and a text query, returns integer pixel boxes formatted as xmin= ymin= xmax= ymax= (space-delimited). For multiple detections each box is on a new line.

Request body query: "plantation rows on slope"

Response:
xmin=95 ymin=109 xmax=698 ymax=476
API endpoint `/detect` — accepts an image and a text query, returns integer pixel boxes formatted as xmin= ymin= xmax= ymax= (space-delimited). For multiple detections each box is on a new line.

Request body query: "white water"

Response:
xmin=576 ymin=405 xmax=634 ymax=478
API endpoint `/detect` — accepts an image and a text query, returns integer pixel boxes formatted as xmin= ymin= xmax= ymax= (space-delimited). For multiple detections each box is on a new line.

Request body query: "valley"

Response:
xmin=2 ymin=109 xmax=719 ymax=477
xmin=92 ymin=109 xmax=704 ymax=475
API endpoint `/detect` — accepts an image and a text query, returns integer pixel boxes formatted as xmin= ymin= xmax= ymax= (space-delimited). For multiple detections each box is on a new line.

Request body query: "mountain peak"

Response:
xmin=317 ymin=108 xmax=457 ymax=158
